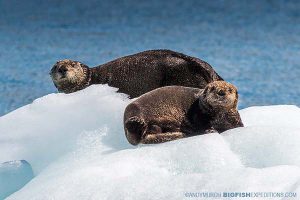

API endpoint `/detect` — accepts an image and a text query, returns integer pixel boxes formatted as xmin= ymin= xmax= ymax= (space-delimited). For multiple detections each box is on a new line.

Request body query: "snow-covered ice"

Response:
xmin=0 ymin=85 xmax=299 ymax=199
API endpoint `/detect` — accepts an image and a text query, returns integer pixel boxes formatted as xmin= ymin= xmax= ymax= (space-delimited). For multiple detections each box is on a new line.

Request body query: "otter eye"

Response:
xmin=217 ymin=90 xmax=226 ymax=96
xmin=210 ymin=86 xmax=215 ymax=91
xmin=228 ymin=88 xmax=233 ymax=93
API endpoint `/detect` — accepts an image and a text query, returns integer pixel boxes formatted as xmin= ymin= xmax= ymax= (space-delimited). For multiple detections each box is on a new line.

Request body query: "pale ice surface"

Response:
xmin=0 ymin=85 xmax=299 ymax=199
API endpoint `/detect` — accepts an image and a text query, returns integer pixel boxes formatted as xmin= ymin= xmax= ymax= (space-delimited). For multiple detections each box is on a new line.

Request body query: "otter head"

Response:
xmin=49 ymin=59 xmax=90 ymax=93
xmin=201 ymin=81 xmax=238 ymax=111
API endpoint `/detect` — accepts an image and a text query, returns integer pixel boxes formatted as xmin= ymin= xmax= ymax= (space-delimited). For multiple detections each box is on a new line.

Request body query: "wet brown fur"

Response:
xmin=123 ymin=81 xmax=243 ymax=145
xmin=50 ymin=49 xmax=223 ymax=97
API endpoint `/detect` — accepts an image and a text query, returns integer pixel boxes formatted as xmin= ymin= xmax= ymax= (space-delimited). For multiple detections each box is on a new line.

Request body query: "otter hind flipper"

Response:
xmin=141 ymin=132 xmax=185 ymax=144
xmin=125 ymin=116 xmax=146 ymax=145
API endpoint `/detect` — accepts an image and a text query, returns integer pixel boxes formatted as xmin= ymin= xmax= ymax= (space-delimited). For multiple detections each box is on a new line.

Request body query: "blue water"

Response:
xmin=0 ymin=0 xmax=299 ymax=116
xmin=0 ymin=160 xmax=34 ymax=199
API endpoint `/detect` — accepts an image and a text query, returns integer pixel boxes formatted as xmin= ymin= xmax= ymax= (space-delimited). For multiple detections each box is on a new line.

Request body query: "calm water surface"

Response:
xmin=0 ymin=0 xmax=299 ymax=115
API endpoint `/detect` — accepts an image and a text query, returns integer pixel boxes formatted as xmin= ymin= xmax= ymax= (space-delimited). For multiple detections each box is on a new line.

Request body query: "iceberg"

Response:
xmin=0 ymin=85 xmax=299 ymax=199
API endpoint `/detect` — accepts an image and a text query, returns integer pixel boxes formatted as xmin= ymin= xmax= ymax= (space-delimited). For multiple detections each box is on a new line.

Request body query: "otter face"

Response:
xmin=49 ymin=59 xmax=88 ymax=93
xmin=202 ymin=81 xmax=238 ymax=110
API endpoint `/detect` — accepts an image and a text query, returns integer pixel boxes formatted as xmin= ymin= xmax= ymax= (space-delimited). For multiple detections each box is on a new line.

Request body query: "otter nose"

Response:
xmin=217 ymin=90 xmax=225 ymax=96
xmin=58 ymin=66 xmax=68 ymax=75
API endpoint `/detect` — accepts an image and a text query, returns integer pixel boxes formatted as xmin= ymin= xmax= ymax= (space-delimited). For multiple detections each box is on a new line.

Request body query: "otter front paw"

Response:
xmin=204 ymin=128 xmax=218 ymax=134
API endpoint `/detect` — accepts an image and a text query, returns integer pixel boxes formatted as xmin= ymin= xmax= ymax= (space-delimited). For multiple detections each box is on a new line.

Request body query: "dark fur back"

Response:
xmin=91 ymin=49 xmax=223 ymax=98
xmin=157 ymin=49 xmax=223 ymax=82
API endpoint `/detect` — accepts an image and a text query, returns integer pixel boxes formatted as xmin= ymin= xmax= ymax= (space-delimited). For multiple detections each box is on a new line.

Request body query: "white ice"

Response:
xmin=0 ymin=85 xmax=299 ymax=199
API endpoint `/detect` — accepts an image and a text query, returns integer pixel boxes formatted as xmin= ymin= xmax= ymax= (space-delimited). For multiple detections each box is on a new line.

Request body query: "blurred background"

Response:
xmin=0 ymin=0 xmax=299 ymax=116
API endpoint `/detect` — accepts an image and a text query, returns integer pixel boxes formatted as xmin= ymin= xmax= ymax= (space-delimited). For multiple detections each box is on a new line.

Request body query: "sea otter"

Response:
xmin=123 ymin=81 xmax=243 ymax=145
xmin=50 ymin=49 xmax=223 ymax=97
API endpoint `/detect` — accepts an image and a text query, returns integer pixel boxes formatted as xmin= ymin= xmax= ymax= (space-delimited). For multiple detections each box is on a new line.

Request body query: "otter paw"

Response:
xmin=204 ymin=128 xmax=218 ymax=134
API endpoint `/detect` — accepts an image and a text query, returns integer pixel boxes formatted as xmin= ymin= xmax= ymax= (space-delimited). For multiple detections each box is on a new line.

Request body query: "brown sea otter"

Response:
xmin=50 ymin=49 xmax=223 ymax=97
xmin=123 ymin=81 xmax=243 ymax=145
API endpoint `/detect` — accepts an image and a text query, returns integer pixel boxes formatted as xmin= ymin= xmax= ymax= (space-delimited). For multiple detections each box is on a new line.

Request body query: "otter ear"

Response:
xmin=233 ymin=90 xmax=238 ymax=108
xmin=79 ymin=62 xmax=89 ymax=69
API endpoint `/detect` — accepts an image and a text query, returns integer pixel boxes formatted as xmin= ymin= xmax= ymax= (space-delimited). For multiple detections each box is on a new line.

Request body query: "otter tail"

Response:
xmin=125 ymin=116 xmax=146 ymax=145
